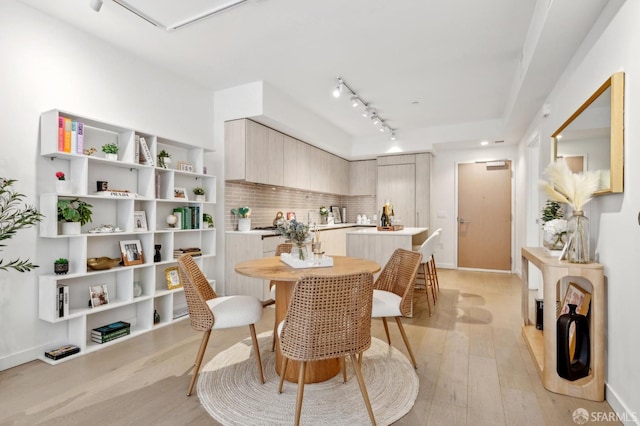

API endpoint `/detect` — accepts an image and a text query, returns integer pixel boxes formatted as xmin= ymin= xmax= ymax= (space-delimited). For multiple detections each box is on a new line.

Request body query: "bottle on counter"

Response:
xmin=381 ymin=202 xmax=389 ymax=227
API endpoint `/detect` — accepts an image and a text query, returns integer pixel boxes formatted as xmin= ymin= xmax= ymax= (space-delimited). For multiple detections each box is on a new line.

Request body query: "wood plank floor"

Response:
xmin=0 ymin=269 xmax=618 ymax=425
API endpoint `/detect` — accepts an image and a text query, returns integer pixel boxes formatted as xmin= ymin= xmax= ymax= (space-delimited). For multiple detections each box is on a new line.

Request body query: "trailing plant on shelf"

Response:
xmin=0 ymin=178 xmax=43 ymax=272
xmin=57 ymin=198 xmax=93 ymax=225
xmin=203 ymin=213 xmax=214 ymax=228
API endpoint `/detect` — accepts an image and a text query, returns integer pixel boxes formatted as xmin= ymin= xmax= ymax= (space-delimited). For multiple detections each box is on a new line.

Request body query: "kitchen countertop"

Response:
xmin=345 ymin=226 xmax=428 ymax=236
xmin=225 ymin=223 xmax=376 ymax=236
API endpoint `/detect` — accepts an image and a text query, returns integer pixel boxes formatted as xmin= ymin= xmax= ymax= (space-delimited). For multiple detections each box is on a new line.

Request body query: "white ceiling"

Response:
xmin=18 ymin=0 xmax=612 ymax=153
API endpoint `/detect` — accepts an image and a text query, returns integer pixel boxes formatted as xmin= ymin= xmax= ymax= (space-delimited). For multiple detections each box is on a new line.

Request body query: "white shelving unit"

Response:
xmin=38 ymin=109 xmax=216 ymax=364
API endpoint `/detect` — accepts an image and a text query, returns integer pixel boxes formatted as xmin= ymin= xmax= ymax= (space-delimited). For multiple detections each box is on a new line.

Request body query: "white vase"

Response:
xmin=105 ymin=153 xmax=118 ymax=161
xmin=61 ymin=222 xmax=81 ymax=235
xmin=195 ymin=195 xmax=205 ymax=202
xmin=238 ymin=218 xmax=251 ymax=232
xmin=56 ymin=181 xmax=72 ymax=194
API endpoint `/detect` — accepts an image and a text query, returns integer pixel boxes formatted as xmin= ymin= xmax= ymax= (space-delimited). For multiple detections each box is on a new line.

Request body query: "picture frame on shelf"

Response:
xmin=89 ymin=284 xmax=109 ymax=308
xmin=165 ymin=266 xmax=182 ymax=290
xmin=174 ymin=187 xmax=188 ymax=200
xmin=560 ymin=282 xmax=591 ymax=316
xmin=177 ymin=161 xmax=194 ymax=172
xmin=120 ymin=239 xmax=144 ymax=266
xmin=133 ymin=211 xmax=148 ymax=232
xmin=330 ymin=206 xmax=342 ymax=223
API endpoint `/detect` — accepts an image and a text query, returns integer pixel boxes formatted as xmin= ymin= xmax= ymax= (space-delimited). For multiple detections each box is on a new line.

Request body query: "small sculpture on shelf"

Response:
xmin=166 ymin=214 xmax=178 ymax=228
xmin=157 ymin=150 xmax=171 ymax=168
xmin=54 ymin=258 xmax=69 ymax=275
xmin=154 ymin=244 xmax=162 ymax=262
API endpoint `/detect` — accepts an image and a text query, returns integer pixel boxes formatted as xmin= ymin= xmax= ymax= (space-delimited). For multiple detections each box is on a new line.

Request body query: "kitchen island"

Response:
xmin=346 ymin=227 xmax=429 ymax=273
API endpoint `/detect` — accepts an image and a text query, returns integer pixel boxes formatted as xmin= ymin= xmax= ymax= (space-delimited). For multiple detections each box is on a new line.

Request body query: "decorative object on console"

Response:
xmin=540 ymin=160 xmax=600 ymax=263
xmin=0 ymin=178 xmax=43 ymax=272
xmin=101 ymin=143 xmax=119 ymax=161
xmin=119 ymin=239 xmax=144 ymax=266
xmin=541 ymin=200 xmax=566 ymax=255
xmin=54 ymin=258 xmax=69 ymax=275
xmin=232 ymin=206 xmax=251 ymax=231
xmin=557 ymin=303 xmax=590 ymax=381
xmin=87 ymin=257 xmax=121 ymax=270
xmin=275 ymin=219 xmax=314 ymax=260
xmin=157 ymin=149 xmax=171 ymax=168
xmin=57 ymin=198 xmax=93 ymax=235
xmin=193 ymin=187 xmax=205 ymax=202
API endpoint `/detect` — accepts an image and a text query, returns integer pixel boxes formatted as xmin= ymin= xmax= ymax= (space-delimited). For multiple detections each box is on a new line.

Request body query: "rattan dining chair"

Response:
xmin=268 ymin=243 xmax=292 ymax=351
xmin=414 ymin=230 xmax=440 ymax=315
xmin=277 ymin=272 xmax=377 ymax=426
xmin=177 ymin=254 xmax=265 ymax=396
xmin=371 ymin=248 xmax=422 ymax=368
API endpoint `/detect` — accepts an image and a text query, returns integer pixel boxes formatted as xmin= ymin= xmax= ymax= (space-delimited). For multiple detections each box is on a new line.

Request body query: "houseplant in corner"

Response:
xmin=57 ymin=198 xmax=93 ymax=235
xmin=101 ymin=143 xmax=119 ymax=161
xmin=54 ymin=258 xmax=69 ymax=275
xmin=231 ymin=207 xmax=251 ymax=231
xmin=193 ymin=187 xmax=205 ymax=202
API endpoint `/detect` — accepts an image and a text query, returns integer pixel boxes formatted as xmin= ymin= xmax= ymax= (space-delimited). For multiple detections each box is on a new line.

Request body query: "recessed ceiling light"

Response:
xmin=412 ymin=101 xmax=420 ymax=105
xmin=480 ymin=141 xmax=489 ymax=146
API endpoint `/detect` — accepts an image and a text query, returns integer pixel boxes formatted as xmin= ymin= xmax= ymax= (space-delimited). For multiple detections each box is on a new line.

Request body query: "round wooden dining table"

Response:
xmin=235 ymin=255 xmax=380 ymax=383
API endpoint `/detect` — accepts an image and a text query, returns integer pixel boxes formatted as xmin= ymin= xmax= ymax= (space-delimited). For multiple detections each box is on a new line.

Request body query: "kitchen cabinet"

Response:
xmin=224 ymin=119 xmax=283 ymax=186
xmin=350 ymin=160 xmax=377 ymax=195
xmin=377 ymin=154 xmax=431 ymax=228
xmin=317 ymin=228 xmax=348 ymax=256
xmin=225 ymin=232 xmax=285 ymax=299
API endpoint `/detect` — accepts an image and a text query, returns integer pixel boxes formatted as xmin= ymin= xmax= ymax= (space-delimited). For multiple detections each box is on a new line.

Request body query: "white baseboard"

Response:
xmin=0 ymin=345 xmax=44 ymax=371
xmin=605 ymin=383 xmax=639 ymax=425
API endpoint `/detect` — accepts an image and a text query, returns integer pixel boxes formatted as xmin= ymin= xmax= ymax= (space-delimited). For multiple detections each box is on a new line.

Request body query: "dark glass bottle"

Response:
xmin=557 ymin=303 xmax=590 ymax=381
xmin=381 ymin=204 xmax=388 ymax=227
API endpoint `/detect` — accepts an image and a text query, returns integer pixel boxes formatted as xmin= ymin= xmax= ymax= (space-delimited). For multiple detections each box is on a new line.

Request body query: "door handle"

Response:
xmin=458 ymin=217 xmax=470 ymax=224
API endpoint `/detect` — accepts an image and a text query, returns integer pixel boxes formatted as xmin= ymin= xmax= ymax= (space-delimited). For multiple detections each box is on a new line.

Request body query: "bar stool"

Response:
xmin=413 ymin=230 xmax=439 ymax=315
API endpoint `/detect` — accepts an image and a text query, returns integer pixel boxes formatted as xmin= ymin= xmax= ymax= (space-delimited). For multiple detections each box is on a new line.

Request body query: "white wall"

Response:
xmin=430 ymin=145 xmax=518 ymax=270
xmin=0 ymin=0 xmax=213 ymax=370
xmin=517 ymin=1 xmax=639 ymax=419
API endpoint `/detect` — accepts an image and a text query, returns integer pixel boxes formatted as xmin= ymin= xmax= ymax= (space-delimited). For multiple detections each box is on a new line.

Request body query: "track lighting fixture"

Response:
xmin=332 ymin=76 xmax=397 ymax=141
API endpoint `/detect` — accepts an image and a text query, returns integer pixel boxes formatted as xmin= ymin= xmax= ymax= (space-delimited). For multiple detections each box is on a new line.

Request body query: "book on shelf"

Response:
xmin=91 ymin=327 xmax=130 ymax=344
xmin=139 ymin=137 xmax=154 ymax=166
xmin=57 ymin=285 xmax=69 ymax=318
xmin=44 ymin=344 xmax=80 ymax=360
xmin=92 ymin=320 xmax=131 ymax=336
xmin=174 ymin=247 xmax=202 ymax=258
xmin=76 ymin=121 xmax=84 ymax=154
xmin=134 ymin=134 xmax=140 ymax=164
xmin=63 ymin=117 xmax=72 ymax=152
xmin=70 ymin=120 xmax=77 ymax=154
xmin=57 ymin=116 xmax=64 ymax=152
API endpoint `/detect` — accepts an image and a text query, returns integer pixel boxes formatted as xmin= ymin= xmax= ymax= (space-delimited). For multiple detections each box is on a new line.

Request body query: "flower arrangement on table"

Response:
xmin=275 ymin=219 xmax=314 ymax=260
xmin=540 ymin=200 xmax=566 ymax=251
xmin=539 ymin=160 xmax=600 ymax=262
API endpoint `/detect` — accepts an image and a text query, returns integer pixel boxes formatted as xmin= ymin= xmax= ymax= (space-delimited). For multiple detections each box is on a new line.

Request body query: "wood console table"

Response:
xmin=521 ymin=247 xmax=605 ymax=401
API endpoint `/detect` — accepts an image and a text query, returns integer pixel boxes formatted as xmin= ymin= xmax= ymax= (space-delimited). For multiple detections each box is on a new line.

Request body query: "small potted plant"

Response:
xmin=193 ymin=187 xmax=205 ymax=202
xmin=231 ymin=207 xmax=251 ymax=232
xmin=319 ymin=206 xmax=329 ymax=224
xmin=101 ymin=143 xmax=119 ymax=161
xmin=55 ymin=171 xmax=72 ymax=194
xmin=158 ymin=150 xmax=171 ymax=168
xmin=54 ymin=258 xmax=69 ymax=275
xmin=203 ymin=213 xmax=214 ymax=229
xmin=57 ymin=198 xmax=93 ymax=235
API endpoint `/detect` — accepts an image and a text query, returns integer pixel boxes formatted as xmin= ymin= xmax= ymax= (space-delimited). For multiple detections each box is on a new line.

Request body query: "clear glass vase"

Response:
xmin=291 ymin=241 xmax=310 ymax=261
xmin=567 ymin=211 xmax=590 ymax=263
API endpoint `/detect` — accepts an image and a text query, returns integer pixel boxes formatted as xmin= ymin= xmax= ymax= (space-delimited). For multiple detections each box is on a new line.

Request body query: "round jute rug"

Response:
xmin=197 ymin=332 xmax=419 ymax=426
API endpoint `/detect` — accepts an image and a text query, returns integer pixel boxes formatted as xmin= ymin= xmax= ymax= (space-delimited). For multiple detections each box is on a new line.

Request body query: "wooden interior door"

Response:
xmin=457 ymin=161 xmax=511 ymax=270
xmin=377 ymin=163 xmax=416 ymax=226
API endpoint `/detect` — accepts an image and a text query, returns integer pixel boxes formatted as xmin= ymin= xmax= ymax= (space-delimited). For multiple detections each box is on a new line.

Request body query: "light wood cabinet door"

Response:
xmin=350 ymin=160 xmax=377 ymax=195
xmin=224 ymin=119 xmax=247 ymax=181
xmin=283 ymin=135 xmax=299 ymax=188
xmin=377 ymin=163 xmax=416 ymax=227
xmin=245 ymin=120 xmax=269 ymax=184
xmin=415 ymin=153 xmax=431 ymax=227
xmin=297 ymin=142 xmax=312 ymax=190
xmin=267 ymin=128 xmax=284 ymax=186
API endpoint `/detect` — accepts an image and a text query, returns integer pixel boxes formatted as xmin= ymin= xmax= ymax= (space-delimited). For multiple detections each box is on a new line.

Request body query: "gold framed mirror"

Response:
xmin=552 ymin=72 xmax=624 ymax=194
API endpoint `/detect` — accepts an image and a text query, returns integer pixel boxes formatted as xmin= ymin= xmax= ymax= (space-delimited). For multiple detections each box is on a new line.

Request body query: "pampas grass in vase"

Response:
xmin=539 ymin=160 xmax=600 ymax=263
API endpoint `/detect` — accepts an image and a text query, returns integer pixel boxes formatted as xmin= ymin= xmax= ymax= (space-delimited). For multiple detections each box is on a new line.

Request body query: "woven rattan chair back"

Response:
xmin=178 ymin=254 xmax=217 ymax=332
xmin=374 ymin=248 xmax=422 ymax=317
xmin=275 ymin=243 xmax=293 ymax=256
xmin=279 ymin=271 xmax=374 ymax=361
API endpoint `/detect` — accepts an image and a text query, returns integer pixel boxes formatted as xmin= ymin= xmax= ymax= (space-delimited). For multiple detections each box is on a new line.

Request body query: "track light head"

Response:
xmin=371 ymin=114 xmax=380 ymax=126
xmin=332 ymin=78 xmax=345 ymax=98
xmin=350 ymin=96 xmax=359 ymax=108
xmin=90 ymin=0 xmax=103 ymax=12
xmin=390 ymin=131 xmax=397 ymax=141
xmin=362 ymin=107 xmax=371 ymax=118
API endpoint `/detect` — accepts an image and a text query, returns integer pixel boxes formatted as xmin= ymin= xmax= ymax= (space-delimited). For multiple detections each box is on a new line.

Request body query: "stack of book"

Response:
xmin=172 ymin=206 xmax=200 ymax=229
xmin=91 ymin=321 xmax=131 ymax=344
xmin=44 ymin=344 xmax=80 ymax=360
xmin=173 ymin=247 xmax=202 ymax=259
xmin=58 ymin=116 xmax=84 ymax=154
